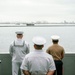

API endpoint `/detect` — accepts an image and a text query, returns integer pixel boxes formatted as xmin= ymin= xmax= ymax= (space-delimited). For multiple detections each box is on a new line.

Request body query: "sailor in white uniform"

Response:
xmin=21 ymin=36 xmax=56 ymax=75
xmin=9 ymin=31 xmax=30 ymax=75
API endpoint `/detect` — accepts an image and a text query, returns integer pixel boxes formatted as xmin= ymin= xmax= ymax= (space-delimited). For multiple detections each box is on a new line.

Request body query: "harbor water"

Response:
xmin=0 ymin=25 xmax=75 ymax=53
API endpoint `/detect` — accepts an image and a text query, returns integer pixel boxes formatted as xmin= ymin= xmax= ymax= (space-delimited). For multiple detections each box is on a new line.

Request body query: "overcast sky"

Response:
xmin=0 ymin=0 xmax=75 ymax=22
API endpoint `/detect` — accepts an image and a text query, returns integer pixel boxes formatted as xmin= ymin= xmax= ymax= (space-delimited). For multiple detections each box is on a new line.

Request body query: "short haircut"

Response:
xmin=52 ymin=40 xmax=59 ymax=43
xmin=35 ymin=44 xmax=43 ymax=49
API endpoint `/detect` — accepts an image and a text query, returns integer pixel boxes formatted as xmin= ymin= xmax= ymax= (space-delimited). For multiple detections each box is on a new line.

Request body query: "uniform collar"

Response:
xmin=34 ymin=49 xmax=43 ymax=52
xmin=53 ymin=43 xmax=58 ymax=45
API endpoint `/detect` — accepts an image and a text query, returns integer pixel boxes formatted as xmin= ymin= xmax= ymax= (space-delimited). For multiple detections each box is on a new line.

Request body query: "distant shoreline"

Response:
xmin=0 ymin=24 xmax=75 ymax=27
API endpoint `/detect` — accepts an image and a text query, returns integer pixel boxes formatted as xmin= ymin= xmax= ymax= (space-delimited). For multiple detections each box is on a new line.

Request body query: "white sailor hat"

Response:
xmin=32 ymin=36 xmax=46 ymax=45
xmin=51 ymin=35 xmax=60 ymax=40
xmin=15 ymin=31 xmax=24 ymax=35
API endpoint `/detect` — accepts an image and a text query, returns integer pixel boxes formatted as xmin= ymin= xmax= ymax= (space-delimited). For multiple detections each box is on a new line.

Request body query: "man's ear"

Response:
xmin=34 ymin=44 xmax=36 ymax=48
xmin=42 ymin=45 xmax=44 ymax=48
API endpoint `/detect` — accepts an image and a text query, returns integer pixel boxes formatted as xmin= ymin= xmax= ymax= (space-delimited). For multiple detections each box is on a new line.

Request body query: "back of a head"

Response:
xmin=32 ymin=36 xmax=46 ymax=45
xmin=32 ymin=36 xmax=46 ymax=49
xmin=15 ymin=31 xmax=24 ymax=39
xmin=51 ymin=35 xmax=60 ymax=44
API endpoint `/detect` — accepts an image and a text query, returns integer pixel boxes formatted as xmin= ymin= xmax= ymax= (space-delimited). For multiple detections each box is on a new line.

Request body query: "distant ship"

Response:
xmin=26 ymin=23 xmax=34 ymax=26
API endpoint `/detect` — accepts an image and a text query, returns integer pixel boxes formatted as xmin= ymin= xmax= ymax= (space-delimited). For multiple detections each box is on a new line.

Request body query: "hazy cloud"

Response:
xmin=0 ymin=0 xmax=75 ymax=22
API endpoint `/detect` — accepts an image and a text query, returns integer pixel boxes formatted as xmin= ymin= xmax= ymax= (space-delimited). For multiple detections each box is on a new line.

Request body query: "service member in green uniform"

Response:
xmin=46 ymin=35 xmax=65 ymax=75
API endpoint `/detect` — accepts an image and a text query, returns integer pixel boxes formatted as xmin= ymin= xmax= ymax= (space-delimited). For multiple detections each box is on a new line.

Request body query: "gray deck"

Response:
xmin=0 ymin=54 xmax=75 ymax=75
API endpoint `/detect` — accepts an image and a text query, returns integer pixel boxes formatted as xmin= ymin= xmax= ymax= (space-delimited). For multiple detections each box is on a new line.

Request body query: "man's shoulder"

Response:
xmin=47 ymin=45 xmax=54 ymax=49
xmin=25 ymin=52 xmax=53 ymax=61
xmin=58 ymin=45 xmax=64 ymax=49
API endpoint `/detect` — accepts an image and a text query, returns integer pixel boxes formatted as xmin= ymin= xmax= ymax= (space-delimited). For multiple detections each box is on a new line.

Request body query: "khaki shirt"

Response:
xmin=46 ymin=44 xmax=65 ymax=60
